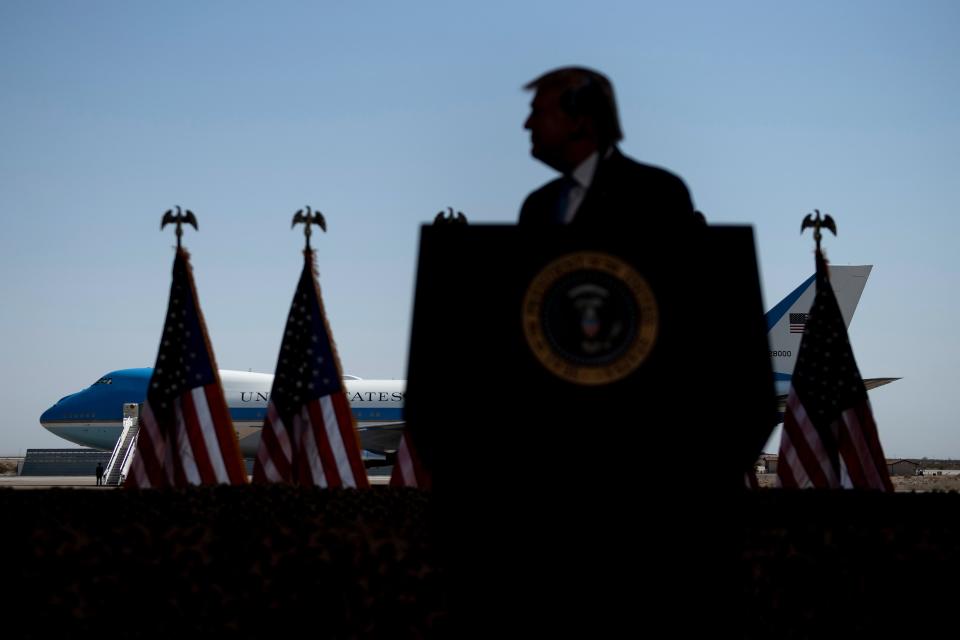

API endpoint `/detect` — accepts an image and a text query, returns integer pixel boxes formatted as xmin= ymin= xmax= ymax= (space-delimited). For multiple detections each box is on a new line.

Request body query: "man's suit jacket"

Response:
xmin=518 ymin=148 xmax=702 ymax=230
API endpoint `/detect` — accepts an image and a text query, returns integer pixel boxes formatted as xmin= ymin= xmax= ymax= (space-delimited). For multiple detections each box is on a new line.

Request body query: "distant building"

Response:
xmin=887 ymin=459 xmax=921 ymax=477
xmin=757 ymin=454 xmax=778 ymax=475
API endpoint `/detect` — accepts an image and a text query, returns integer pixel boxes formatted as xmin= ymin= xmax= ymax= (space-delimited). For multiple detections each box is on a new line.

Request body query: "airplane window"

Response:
xmin=94 ymin=378 xmax=113 ymax=385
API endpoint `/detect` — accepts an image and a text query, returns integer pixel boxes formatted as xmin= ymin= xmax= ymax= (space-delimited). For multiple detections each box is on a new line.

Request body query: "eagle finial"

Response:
xmin=160 ymin=206 xmax=198 ymax=249
xmin=291 ymin=206 xmax=327 ymax=250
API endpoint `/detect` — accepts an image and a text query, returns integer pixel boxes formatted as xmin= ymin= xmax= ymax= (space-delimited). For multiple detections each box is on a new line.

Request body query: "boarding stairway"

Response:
xmin=103 ymin=403 xmax=141 ymax=486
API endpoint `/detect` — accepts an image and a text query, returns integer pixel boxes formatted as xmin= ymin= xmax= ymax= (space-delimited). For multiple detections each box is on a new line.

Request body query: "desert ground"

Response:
xmin=4 ymin=457 xmax=960 ymax=491
xmin=757 ymin=472 xmax=960 ymax=492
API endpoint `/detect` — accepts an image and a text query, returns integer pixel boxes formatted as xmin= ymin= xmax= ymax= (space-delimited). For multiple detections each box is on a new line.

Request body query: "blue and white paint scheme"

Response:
xmin=39 ymin=264 xmax=896 ymax=454
xmin=764 ymin=264 xmax=897 ymax=415
xmin=40 ymin=371 xmax=405 ymax=458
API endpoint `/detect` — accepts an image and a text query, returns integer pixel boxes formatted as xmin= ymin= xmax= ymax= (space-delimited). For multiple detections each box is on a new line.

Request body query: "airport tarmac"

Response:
xmin=0 ymin=475 xmax=102 ymax=489
xmin=0 ymin=474 xmax=392 ymax=488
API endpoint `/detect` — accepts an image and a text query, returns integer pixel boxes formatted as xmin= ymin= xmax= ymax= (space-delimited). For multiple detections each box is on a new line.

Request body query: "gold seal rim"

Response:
xmin=522 ymin=251 xmax=659 ymax=386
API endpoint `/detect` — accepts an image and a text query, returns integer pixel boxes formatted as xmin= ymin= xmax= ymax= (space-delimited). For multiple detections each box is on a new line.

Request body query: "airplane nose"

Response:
xmin=39 ymin=403 xmax=61 ymax=428
xmin=39 ymin=392 xmax=78 ymax=427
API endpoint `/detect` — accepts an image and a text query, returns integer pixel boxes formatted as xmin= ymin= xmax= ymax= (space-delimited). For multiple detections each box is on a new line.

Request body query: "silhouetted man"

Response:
xmin=519 ymin=67 xmax=702 ymax=229
xmin=95 ymin=462 xmax=104 ymax=486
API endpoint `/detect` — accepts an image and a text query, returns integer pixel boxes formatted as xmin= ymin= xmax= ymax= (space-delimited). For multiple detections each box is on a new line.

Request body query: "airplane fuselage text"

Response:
xmin=240 ymin=391 xmax=405 ymax=403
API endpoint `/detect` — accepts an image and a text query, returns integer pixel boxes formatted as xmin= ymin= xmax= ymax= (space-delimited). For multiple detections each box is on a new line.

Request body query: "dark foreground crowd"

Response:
xmin=1 ymin=486 xmax=959 ymax=638
xmin=0 ymin=486 xmax=442 ymax=638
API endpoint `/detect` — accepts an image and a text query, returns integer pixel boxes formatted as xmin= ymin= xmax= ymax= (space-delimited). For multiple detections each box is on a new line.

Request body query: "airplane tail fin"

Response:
xmin=766 ymin=265 xmax=872 ymax=376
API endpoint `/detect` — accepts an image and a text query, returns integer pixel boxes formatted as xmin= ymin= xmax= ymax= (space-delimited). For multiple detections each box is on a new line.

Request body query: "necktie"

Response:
xmin=553 ymin=175 xmax=577 ymax=224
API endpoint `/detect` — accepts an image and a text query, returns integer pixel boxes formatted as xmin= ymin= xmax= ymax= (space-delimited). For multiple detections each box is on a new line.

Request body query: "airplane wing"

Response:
xmin=358 ymin=422 xmax=405 ymax=454
xmin=863 ymin=377 xmax=899 ymax=391
xmin=774 ymin=377 xmax=900 ymax=419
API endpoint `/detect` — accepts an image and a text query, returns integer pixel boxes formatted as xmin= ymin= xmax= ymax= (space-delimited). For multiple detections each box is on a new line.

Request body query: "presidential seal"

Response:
xmin=522 ymin=251 xmax=658 ymax=385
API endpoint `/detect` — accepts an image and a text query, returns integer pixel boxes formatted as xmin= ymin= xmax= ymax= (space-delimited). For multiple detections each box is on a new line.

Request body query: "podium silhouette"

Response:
xmin=404 ymin=223 xmax=776 ymax=632
xmin=405 ymin=224 xmax=775 ymax=492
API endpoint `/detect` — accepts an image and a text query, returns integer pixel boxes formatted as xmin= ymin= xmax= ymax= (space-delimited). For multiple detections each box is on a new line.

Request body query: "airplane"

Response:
xmin=39 ymin=265 xmax=896 ymax=457
xmin=40 ymin=372 xmax=406 ymax=461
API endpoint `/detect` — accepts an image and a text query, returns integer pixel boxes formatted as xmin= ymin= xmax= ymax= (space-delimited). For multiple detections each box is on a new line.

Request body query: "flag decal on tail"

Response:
xmin=789 ymin=313 xmax=808 ymax=333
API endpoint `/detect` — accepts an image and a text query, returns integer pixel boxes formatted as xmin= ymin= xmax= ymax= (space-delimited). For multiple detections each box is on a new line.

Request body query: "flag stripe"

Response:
xmin=838 ymin=414 xmax=869 ymax=489
xmin=139 ymin=402 xmax=166 ymax=471
xmin=183 ymin=391 xmax=218 ymax=484
xmin=204 ymin=384 xmax=246 ymax=483
xmin=308 ymin=402 xmax=342 ymax=487
xmin=255 ymin=444 xmax=281 ymax=483
xmin=292 ymin=412 xmax=310 ymax=484
xmin=777 ymin=424 xmax=809 ymax=488
xmin=840 ymin=405 xmax=891 ymax=491
xmin=175 ymin=400 xmax=205 ymax=485
xmin=791 ymin=392 xmax=841 ymax=487
xmin=390 ymin=429 xmax=431 ymax=489
xmin=321 ymin=395 xmax=356 ymax=487
xmin=781 ymin=391 xmax=840 ymax=488
xmin=398 ymin=433 xmax=417 ymax=486
xmin=269 ymin=402 xmax=293 ymax=462
xmin=128 ymin=402 xmax=165 ymax=488
xmin=131 ymin=456 xmax=151 ymax=488
xmin=191 ymin=386 xmax=229 ymax=483
xmin=332 ymin=393 xmax=368 ymax=487
xmin=255 ymin=406 xmax=292 ymax=482
xmin=267 ymin=417 xmax=292 ymax=478
xmin=297 ymin=408 xmax=328 ymax=488
xmin=189 ymin=387 xmax=225 ymax=483
xmin=253 ymin=405 xmax=291 ymax=483
xmin=291 ymin=412 xmax=305 ymax=482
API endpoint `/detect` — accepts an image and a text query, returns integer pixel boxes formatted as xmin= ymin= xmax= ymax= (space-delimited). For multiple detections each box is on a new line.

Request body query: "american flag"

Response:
xmin=789 ymin=313 xmax=808 ymax=333
xmin=777 ymin=253 xmax=892 ymax=490
xmin=127 ymin=249 xmax=247 ymax=488
xmin=389 ymin=428 xmax=431 ymax=489
xmin=253 ymin=250 xmax=368 ymax=487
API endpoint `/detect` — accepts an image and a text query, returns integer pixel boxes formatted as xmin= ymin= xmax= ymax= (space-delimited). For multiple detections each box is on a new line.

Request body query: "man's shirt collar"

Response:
xmin=568 ymin=146 xmax=614 ymax=189
xmin=570 ymin=151 xmax=599 ymax=189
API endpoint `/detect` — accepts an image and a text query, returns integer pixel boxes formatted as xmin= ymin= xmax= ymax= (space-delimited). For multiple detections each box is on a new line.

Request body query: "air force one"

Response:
xmin=40 ymin=373 xmax=406 ymax=460
xmin=40 ymin=265 xmax=896 ymax=456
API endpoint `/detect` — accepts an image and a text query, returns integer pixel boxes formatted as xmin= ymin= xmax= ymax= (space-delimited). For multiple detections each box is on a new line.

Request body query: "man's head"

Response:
xmin=523 ymin=67 xmax=623 ymax=172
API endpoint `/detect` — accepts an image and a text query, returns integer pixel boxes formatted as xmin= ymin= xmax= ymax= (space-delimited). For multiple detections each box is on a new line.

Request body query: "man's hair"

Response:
xmin=524 ymin=66 xmax=624 ymax=145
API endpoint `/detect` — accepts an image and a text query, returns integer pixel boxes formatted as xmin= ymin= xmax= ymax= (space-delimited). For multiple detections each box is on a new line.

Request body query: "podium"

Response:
xmin=405 ymin=224 xmax=776 ymax=492
xmin=404 ymin=224 xmax=776 ymax=632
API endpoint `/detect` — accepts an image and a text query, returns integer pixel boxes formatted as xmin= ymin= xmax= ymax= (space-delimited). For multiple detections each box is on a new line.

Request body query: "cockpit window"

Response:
xmin=94 ymin=377 xmax=113 ymax=385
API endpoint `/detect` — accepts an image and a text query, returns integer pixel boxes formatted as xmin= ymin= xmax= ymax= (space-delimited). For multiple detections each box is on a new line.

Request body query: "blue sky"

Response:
xmin=1 ymin=1 xmax=958 ymax=457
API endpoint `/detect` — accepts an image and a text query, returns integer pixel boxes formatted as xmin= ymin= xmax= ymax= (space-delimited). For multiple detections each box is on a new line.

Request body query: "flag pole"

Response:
xmin=252 ymin=207 xmax=368 ymax=487
xmin=127 ymin=206 xmax=248 ymax=488
xmin=777 ymin=209 xmax=893 ymax=491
